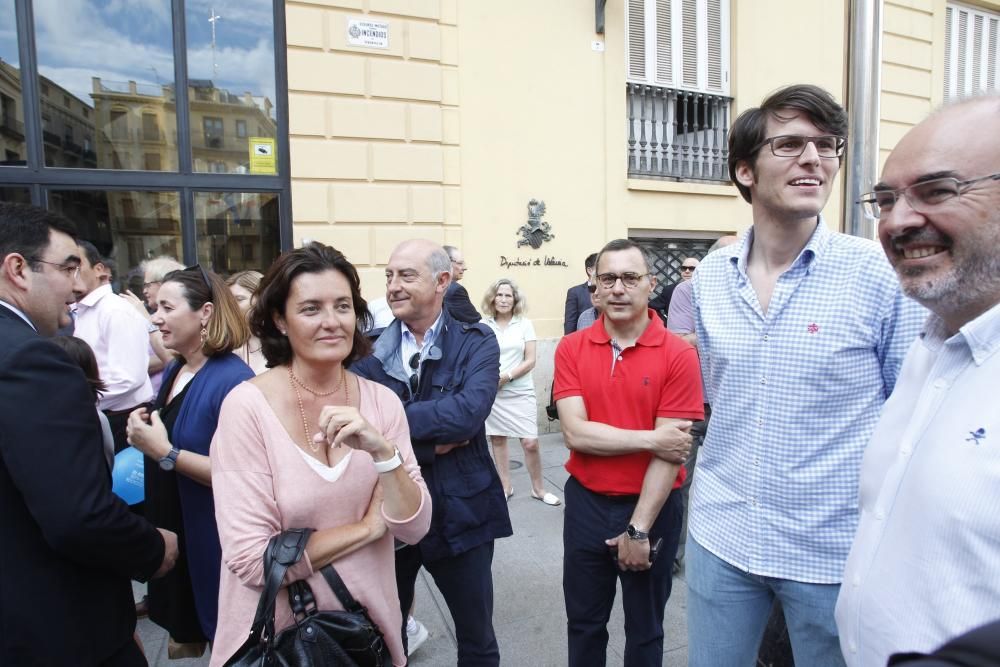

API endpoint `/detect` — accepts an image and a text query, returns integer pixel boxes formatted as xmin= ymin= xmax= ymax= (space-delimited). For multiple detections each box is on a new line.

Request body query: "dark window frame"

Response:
xmin=0 ymin=0 xmax=293 ymax=263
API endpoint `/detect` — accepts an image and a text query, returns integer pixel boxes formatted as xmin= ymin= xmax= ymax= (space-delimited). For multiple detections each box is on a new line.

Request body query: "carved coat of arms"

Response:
xmin=517 ymin=199 xmax=555 ymax=249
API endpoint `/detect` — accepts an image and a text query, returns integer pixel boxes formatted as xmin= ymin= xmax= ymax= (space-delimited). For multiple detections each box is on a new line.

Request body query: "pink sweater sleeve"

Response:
xmin=369 ymin=382 xmax=432 ymax=544
xmin=211 ymin=385 xmax=315 ymax=587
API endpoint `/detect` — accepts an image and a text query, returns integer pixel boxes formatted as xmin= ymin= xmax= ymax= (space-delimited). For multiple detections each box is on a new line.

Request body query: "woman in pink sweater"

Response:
xmin=210 ymin=243 xmax=431 ymax=667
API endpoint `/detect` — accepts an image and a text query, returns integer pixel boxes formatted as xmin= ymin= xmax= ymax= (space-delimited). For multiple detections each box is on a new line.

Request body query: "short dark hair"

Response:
xmin=584 ymin=253 xmax=598 ymax=271
xmin=161 ymin=266 xmax=249 ymax=358
xmin=50 ymin=336 xmax=107 ymax=400
xmin=728 ymin=84 xmax=848 ymax=203
xmin=595 ymin=239 xmax=652 ymax=274
xmin=77 ymin=240 xmax=105 ymax=268
xmin=0 ymin=202 xmax=78 ymax=267
xmin=250 ymin=242 xmax=372 ymax=369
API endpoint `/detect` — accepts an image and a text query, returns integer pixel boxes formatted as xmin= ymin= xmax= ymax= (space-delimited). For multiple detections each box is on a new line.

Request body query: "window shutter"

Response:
xmin=945 ymin=6 xmax=954 ymax=99
xmin=681 ymin=0 xmax=698 ymax=88
xmin=628 ymin=0 xmax=647 ymax=81
xmin=989 ymin=17 xmax=998 ymax=92
xmin=945 ymin=3 xmax=1000 ymax=101
xmin=706 ymin=0 xmax=723 ymax=91
xmin=655 ymin=0 xmax=674 ymax=84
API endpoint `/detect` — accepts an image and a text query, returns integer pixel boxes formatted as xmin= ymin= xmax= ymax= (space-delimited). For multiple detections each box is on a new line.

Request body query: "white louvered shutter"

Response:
xmin=655 ymin=0 xmax=674 ymax=84
xmin=945 ymin=3 xmax=1000 ymax=101
xmin=628 ymin=0 xmax=647 ymax=81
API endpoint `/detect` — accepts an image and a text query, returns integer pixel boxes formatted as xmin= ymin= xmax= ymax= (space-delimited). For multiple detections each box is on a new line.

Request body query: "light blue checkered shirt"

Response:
xmin=690 ymin=220 xmax=926 ymax=583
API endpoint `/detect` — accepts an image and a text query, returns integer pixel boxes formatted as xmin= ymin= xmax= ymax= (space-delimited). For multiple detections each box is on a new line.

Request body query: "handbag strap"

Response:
xmin=246 ymin=528 xmax=314 ymax=639
xmin=319 ymin=563 xmax=366 ymax=614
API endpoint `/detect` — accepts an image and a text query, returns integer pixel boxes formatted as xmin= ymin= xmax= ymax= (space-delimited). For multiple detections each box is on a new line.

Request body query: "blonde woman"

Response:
xmin=481 ymin=278 xmax=560 ymax=506
xmin=226 ymin=270 xmax=267 ymax=374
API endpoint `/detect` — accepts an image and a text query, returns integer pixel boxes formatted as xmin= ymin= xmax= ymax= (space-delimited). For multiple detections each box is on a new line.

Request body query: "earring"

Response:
xmin=200 ymin=326 xmax=208 ymax=343
xmin=279 ymin=329 xmax=287 ymax=336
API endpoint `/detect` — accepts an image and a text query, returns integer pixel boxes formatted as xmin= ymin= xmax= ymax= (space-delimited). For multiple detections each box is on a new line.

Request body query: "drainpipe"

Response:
xmin=844 ymin=0 xmax=883 ymax=240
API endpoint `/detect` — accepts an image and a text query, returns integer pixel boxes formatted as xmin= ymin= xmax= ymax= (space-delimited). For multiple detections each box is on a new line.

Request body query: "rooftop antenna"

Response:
xmin=208 ymin=8 xmax=222 ymax=79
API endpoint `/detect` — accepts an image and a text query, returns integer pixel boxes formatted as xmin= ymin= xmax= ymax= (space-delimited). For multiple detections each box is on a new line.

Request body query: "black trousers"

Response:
xmin=97 ymin=638 xmax=147 ymax=667
xmin=396 ymin=541 xmax=499 ymax=666
xmin=563 ymin=476 xmax=684 ymax=667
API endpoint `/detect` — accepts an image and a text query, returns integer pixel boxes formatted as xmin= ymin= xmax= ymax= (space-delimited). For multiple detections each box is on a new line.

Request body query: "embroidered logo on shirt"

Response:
xmin=807 ymin=323 xmax=820 ymax=334
xmin=643 ymin=376 xmax=649 ymax=386
xmin=966 ymin=428 xmax=986 ymax=445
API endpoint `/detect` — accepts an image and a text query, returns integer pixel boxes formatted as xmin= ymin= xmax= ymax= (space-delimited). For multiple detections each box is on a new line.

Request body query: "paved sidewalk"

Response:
xmin=138 ymin=432 xmax=690 ymax=665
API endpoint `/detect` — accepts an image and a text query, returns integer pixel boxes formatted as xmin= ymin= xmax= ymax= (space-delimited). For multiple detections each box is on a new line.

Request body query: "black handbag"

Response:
xmin=224 ymin=528 xmax=392 ymax=667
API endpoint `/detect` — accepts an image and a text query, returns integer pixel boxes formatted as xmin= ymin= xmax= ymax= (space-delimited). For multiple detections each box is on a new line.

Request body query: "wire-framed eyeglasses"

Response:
xmin=31 ymin=259 xmax=81 ymax=280
xmin=753 ymin=134 xmax=846 ymax=159
xmin=858 ymin=172 xmax=1000 ymax=221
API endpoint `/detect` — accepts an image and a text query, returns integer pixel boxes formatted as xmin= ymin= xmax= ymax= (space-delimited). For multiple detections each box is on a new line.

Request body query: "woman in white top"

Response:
xmin=226 ymin=270 xmax=267 ymax=375
xmin=481 ymin=278 xmax=561 ymax=506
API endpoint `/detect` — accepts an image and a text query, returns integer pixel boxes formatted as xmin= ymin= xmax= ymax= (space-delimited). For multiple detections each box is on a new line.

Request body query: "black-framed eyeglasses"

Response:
xmin=142 ymin=280 xmax=162 ymax=290
xmin=859 ymin=172 xmax=1000 ymax=221
xmin=595 ymin=272 xmax=649 ymax=289
xmin=184 ymin=264 xmax=213 ymax=290
xmin=680 ymin=265 xmax=697 ymax=272
xmin=753 ymin=134 xmax=846 ymax=159
xmin=30 ymin=258 xmax=81 ymax=280
xmin=408 ymin=352 xmax=420 ymax=396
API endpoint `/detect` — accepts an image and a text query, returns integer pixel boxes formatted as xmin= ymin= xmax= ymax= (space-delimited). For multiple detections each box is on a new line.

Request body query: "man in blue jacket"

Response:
xmin=353 ymin=239 xmax=512 ymax=666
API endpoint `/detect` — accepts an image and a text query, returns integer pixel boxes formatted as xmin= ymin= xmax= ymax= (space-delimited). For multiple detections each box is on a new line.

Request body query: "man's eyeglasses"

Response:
xmin=408 ymin=352 xmax=420 ymax=396
xmin=142 ymin=280 xmax=161 ymax=290
xmin=859 ymin=172 xmax=1000 ymax=221
xmin=753 ymin=134 xmax=846 ymax=159
xmin=31 ymin=258 xmax=81 ymax=280
xmin=595 ymin=272 xmax=649 ymax=289
xmin=680 ymin=265 xmax=697 ymax=272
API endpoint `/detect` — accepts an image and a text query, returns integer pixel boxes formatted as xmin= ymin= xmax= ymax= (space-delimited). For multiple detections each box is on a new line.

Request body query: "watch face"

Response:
xmin=159 ymin=457 xmax=175 ymax=471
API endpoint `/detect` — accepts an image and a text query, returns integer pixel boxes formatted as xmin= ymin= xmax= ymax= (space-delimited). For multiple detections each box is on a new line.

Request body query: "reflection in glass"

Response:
xmin=0 ymin=187 xmax=31 ymax=204
xmin=33 ymin=0 xmax=178 ymax=171
xmin=186 ymin=0 xmax=278 ymax=174
xmin=195 ymin=191 xmax=280 ymax=273
xmin=0 ymin=2 xmax=27 ymax=166
xmin=48 ymin=190 xmax=181 ymax=295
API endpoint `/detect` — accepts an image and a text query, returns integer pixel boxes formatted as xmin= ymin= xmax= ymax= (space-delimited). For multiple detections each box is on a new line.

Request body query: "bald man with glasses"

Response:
xmin=836 ymin=94 xmax=1000 ymax=667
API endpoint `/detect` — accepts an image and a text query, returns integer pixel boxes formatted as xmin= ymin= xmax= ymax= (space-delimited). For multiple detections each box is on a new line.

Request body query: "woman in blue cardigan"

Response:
xmin=127 ymin=265 xmax=253 ymax=654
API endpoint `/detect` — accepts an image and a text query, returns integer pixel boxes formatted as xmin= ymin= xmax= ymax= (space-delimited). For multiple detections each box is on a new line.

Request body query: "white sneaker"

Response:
xmin=406 ymin=617 xmax=429 ymax=656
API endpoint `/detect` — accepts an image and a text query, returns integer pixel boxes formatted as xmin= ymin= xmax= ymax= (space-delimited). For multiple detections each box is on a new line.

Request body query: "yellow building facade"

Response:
xmin=283 ymin=0 xmax=997 ymax=341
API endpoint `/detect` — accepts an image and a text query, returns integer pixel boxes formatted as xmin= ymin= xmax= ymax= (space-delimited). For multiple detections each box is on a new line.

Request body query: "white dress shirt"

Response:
xmin=0 ymin=299 xmax=35 ymax=330
xmin=835 ymin=301 xmax=1000 ymax=666
xmin=73 ymin=284 xmax=153 ymax=411
xmin=400 ymin=311 xmax=443 ymax=382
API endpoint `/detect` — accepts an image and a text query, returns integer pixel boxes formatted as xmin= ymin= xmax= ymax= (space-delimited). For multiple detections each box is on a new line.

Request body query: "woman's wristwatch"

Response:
xmin=372 ymin=448 xmax=403 ymax=473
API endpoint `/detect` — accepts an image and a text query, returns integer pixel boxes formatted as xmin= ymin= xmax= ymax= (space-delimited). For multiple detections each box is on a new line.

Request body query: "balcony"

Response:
xmin=627 ymin=84 xmax=732 ymax=183
xmin=42 ymin=129 xmax=62 ymax=147
xmin=0 ymin=115 xmax=25 ymax=140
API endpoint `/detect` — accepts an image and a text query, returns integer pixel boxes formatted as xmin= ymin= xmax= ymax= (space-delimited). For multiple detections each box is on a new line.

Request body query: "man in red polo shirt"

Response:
xmin=555 ymin=238 xmax=704 ymax=667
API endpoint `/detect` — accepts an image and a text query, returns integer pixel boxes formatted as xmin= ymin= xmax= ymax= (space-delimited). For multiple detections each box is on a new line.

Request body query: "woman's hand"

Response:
xmin=362 ymin=483 xmax=387 ymax=542
xmin=314 ymin=404 xmax=394 ymax=460
xmin=498 ymin=373 xmax=511 ymax=389
xmin=126 ymin=408 xmax=171 ymax=460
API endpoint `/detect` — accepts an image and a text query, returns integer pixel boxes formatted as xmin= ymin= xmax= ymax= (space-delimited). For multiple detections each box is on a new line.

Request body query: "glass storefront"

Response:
xmin=0 ymin=1 xmax=26 ymax=166
xmin=0 ymin=0 xmax=290 ymax=271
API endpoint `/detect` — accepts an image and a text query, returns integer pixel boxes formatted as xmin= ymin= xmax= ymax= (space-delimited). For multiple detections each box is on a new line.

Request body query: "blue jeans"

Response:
xmin=686 ymin=537 xmax=846 ymax=667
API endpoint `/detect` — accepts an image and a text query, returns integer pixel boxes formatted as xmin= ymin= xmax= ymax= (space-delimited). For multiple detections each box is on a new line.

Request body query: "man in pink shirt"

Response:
xmin=73 ymin=240 xmax=154 ymax=452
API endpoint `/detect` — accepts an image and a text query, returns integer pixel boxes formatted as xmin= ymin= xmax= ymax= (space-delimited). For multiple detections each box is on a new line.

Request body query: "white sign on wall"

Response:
xmin=347 ymin=18 xmax=390 ymax=49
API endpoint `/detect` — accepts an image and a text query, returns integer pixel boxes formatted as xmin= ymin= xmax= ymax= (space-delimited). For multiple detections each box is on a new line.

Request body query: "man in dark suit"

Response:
xmin=0 ymin=202 xmax=178 ymax=666
xmin=563 ymin=252 xmax=597 ymax=334
xmin=442 ymin=244 xmax=481 ymax=323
